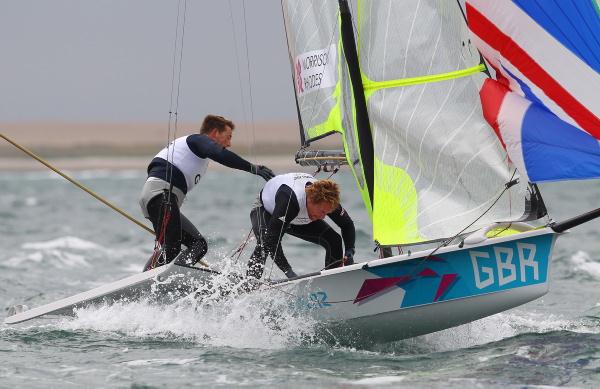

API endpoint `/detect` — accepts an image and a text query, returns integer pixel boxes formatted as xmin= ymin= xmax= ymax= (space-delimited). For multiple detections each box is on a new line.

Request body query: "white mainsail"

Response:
xmin=357 ymin=0 xmax=530 ymax=245
xmin=281 ymin=0 xmax=343 ymax=141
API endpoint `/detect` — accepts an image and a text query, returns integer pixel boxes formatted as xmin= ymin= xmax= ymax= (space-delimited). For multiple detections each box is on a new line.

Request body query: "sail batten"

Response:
xmin=362 ymin=64 xmax=486 ymax=91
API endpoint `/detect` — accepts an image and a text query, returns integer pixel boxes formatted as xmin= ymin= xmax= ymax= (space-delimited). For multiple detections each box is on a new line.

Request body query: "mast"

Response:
xmin=337 ymin=0 xmax=375 ymax=206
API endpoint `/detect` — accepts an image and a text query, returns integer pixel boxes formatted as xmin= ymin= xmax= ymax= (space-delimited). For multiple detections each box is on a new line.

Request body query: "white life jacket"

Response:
xmin=155 ymin=136 xmax=209 ymax=193
xmin=261 ymin=172 xmax=315 ymax=225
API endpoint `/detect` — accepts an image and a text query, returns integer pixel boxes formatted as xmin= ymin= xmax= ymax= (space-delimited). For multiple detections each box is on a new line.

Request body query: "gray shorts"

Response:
xmin=139 ymin=177 xmax=186 ymax=218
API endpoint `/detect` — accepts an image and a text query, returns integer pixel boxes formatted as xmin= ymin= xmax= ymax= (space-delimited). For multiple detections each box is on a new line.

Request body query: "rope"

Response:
xmin=227 ymin=0 xmax=251 ymax=148
xmin=228 ymin=228 xmax=254 ymax=262
xmin=147 ymin=0 xmax=189 ymax=269
xmin=153 ymin=202 xmax=172 ymax=267
xmin=384 ymin=168 xmax=519 ymax=280
xmin=1 ymin=133 xmax=154 ymax=235
xmin=240 ymin=0 xmax=258 ymax=164
xmin=427 ymin=169 xmax=518 ymax=258
xmin=165 ymin=0 xmax=188 ymax=204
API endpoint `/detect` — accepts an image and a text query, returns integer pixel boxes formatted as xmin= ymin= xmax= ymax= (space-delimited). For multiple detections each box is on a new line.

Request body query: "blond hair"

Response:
xmin=305 ymin=179 xmax=340 ymax=208
xmin=200 ymin=114 xmax=235 ymax=134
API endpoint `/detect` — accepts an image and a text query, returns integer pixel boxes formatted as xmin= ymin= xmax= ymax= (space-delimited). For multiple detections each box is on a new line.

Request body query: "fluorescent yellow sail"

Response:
xmin=357 ymin=0 xmax=526 ymax=245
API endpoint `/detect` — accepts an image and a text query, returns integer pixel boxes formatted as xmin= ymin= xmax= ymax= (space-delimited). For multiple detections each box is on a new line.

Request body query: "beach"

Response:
xmin=0 ymin=121 xmax=342 ymax=171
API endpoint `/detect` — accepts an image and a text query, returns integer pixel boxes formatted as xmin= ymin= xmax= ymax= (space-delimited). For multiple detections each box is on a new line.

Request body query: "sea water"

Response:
xmin=1 ymin=169 xmax=599 ymax=388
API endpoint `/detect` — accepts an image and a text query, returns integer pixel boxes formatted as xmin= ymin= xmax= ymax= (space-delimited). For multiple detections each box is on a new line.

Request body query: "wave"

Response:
xmin=377 ymin=309 xmax=599 ymax=354
xmin=22 ymin=236 xmax=101 ymax=251
xmin=569 ymin=251 xmax=600 ymax=279
xmin=0 ymin=170 xmax=143 ymax=181
xmin=4 ymin=236 xmax=146 ymax=270
xmin=44 ymin=289 xmax=599 ymax=353
xmin=122 ymin=358 xmax=198 ymax=367
xmin=49 ymin=257 xmax=317 ymax=349
xmin=59 ymin=294 xmax=317 ymax=350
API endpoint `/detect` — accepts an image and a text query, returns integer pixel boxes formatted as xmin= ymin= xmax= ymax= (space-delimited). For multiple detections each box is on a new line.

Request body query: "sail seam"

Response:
xmin=363 ymin=64 xmax=485 ymax=91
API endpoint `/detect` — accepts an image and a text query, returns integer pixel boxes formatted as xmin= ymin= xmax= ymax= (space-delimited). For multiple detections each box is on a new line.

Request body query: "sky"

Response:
xmin=0 ymin=0 xmax=296 ymax=123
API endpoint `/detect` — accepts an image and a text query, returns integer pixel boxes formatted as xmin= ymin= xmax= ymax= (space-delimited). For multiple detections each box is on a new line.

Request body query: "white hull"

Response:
xmin=4 ymin=263 xmax=217 ymax=324
xmin=317 ymin=283 xmax=548 ymax=343
xmin=5 ymin=228 xmax=558 ymax=343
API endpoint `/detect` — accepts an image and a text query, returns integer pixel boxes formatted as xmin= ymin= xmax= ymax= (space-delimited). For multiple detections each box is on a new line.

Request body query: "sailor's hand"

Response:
xmin=252 ymin=164 xmax=275 ymax=181
xmin=284 ymin=268 xmax=298 ymax=278
xmin=343 ymin=248 xmax=355 ymax=266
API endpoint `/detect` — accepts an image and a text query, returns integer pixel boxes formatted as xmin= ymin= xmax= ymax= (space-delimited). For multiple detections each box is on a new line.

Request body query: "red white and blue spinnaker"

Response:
xmin=467 ymin=0 xmax=600 ymax=182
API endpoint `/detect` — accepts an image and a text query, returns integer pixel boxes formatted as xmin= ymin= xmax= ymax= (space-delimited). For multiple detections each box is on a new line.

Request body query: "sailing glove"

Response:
xmin=344 ymin=248 xmax=355 ymax=266
xmin=284 ymin=268 xmax=298 ymax=279
xmin=252 ymin=164 xmax=275 ymax=181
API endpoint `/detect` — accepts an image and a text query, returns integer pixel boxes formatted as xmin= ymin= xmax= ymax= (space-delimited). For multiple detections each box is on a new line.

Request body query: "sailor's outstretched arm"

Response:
xmin=186 ymin=135 xmax=274 ymax=180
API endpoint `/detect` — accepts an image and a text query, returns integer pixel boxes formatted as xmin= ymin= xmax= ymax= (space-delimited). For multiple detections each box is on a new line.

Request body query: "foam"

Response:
xmin=58 ymin=260 xmax=319 ymax=349
xmin=122 ymin=358 xmax=198 ymax=367
xmin=348 ymin=376 xmax=406 ymax=385
xmin=60 ymin=296 xmax=315 ymax=349
xmin=24 ymin=197 xmax=38 ymax=206
xmin=5 ymin=251 xmax=87 ymax=269
xmin=6 ymin=240 xmax=93 ymax=268
xmin=22 ymin=236 xmax=101 ymax=251
xmin=409 ymin=309 xmax=599 ymax=352
xmin=6 ymin=236 xmax=146 ymax=269
xmin=569 ymin=250 xmax=600 ymax=279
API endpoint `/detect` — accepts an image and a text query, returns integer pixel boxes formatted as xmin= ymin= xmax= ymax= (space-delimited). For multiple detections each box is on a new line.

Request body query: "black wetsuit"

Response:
xmin=144 ymin=134 xmax=255 ymax=270
xmin=247 ymin=184 xmax=355 ymax=279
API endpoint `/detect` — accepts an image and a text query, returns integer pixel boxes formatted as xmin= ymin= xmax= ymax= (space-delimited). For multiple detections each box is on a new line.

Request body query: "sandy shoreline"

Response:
xmin=1 ymin=121 xmax=341 ymax=171
xmin=0 ymin=155 xmax=307 ymax=172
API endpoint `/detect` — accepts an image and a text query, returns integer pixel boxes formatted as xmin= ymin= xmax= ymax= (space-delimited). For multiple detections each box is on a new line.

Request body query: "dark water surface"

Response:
xmin=1 ymin=170 xmax=599 ymax=388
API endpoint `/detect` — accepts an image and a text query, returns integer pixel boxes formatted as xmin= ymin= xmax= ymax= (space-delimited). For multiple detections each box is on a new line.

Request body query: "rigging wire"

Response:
xmin=223 ymin=0 xmax=270 ymax=278
xmin=237 ymin=0 xmax=284 ymax=281
xmin=171 ymin=0 xmax=187 ymax=153
xmin=227 ymin=0 xmax=251 ymax=146
xmin=153 ymin=0 xmax=188 ymax=266
xmin=424 ymin=169 xmax=519 ymax=260
xmin=240 ymin=0 xmax=258 ymax=161
xmin=345 ymin=170 xmax=523 ymax=304
xmin=238 ymin=0 xmax=262 ymax=203
xmin=165 ymin=0 xmax=188 ymax=195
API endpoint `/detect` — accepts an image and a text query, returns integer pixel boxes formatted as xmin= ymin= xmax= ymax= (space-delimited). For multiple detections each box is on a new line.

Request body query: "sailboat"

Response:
xmin=6 ymin=0 xmax=600 ymax=344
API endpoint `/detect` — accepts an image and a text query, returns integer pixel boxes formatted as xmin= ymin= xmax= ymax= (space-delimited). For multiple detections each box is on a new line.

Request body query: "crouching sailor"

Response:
xmin=247 ymin=172 xmax=356 ymax=280
xmin=139 ymin=114 xmax=275 ymax=271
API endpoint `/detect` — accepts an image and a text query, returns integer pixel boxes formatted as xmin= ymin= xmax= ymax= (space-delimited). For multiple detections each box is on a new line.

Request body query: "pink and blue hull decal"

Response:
xmin=356 ymin=233 xmax=554 ymax=309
